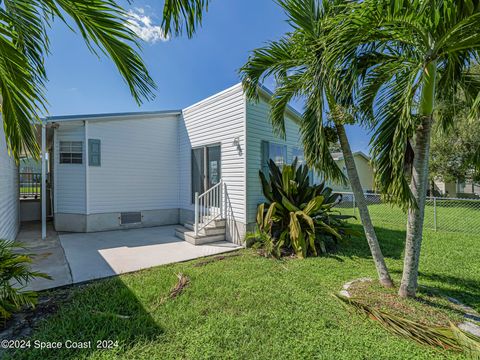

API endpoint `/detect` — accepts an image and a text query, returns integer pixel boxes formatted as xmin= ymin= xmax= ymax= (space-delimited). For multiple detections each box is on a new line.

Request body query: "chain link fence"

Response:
xmin=336 ymin=192 xmax=480 ymax=234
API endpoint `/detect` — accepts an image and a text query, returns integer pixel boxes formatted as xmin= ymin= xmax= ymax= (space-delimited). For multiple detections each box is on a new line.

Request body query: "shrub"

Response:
xmin=0 ymin=240 xmax=51 ymax=326
xmin=246 ymin=159 xmax=357 ymax=258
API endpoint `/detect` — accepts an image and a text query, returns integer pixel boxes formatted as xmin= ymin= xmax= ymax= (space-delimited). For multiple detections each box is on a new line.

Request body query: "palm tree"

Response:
xmin=328 ymin=0 xmax=480 ymax=297
xmin=239 ymin=0 xmax=394 ymax=287
xmin=1 ymin=0 xmax=156 ymax=160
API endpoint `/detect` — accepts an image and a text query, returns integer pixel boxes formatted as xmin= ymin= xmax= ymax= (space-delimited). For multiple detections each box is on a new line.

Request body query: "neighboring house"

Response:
xmin=326 ymin=151 xmax=375 ymax=193
xmin=24 ymin=83 xmax=305 ymax=244
xmin=432 ymin=178 xmax=480 ymax=198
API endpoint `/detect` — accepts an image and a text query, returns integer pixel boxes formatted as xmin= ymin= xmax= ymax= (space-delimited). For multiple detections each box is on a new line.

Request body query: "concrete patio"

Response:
xmin=17 ymin=222 xmax=241 ymax=290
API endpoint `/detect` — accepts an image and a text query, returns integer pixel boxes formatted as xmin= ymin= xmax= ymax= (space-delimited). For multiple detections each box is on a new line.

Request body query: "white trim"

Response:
xmin=53 ymin=128 xmax=57 ymax=215
xmin=85 ymin=121 xmax=89 ymax=215
xmin=243 ymin=91 xmax=248 ymax=232
xmin=41 ymin=124 xmax=47 ymax=240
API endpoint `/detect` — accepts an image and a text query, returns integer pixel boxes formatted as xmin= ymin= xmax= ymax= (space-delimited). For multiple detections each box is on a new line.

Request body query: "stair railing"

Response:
xmin=194 ymin=179 xmax=224 ymax=236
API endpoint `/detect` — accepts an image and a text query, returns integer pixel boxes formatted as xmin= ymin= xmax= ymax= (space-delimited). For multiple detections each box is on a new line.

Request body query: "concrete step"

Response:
xmin=175 ymin=226 xmax=226 ymax=245
xmin=184 ymin=222 xmax=225 ymax=235
xmin=186 ymin=218 xmax=226 ymax=228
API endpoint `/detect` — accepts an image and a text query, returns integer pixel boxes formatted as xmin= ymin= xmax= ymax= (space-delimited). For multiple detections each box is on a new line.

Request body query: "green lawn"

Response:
xmin=339 ymin=202 xmax=480 ymax=234
xmin=6 ymin=218 xmax=480 ymax=359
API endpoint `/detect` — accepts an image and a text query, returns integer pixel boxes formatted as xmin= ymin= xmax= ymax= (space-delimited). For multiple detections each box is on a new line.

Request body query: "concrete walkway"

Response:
xmin=18 ymin=223 xmax=240 ymax=290
xmin=60 ymin=226 xmax=240 ymax=283
xmin=16 ymin=222 xmax=72 ymax=291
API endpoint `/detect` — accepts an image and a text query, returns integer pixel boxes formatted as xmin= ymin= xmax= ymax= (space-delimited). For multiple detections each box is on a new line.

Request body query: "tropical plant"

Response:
xmin=1 ymin=0 xmax=156 ymax=161
xmin=240 ymin=0 xmax=394 ymax=286
xmin=0 ymin=240 xmax=51 ymax=325
xmin=247 ymin=159 xmax=357 ymax=258
xmin=327 ymin=0 xmax=480 ymax=297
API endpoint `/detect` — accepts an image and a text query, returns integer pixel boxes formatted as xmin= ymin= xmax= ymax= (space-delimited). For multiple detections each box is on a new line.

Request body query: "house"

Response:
xmin=0 ymin=83 xmax=306 ymax=244
xmin=327 ymin=151 xmax=375 ymax=193
xmin=431 ymin=178 xmax=480 ymax=198
xmin=0 ymin=123 xmax=19 ymax=241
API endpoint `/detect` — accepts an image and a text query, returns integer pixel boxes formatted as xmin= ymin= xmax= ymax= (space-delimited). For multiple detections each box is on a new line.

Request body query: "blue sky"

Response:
xmin=44 ymin=0 xmax=371 ymax=153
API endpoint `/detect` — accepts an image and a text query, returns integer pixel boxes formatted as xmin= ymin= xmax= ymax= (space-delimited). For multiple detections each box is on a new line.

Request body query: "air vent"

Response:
xmin=120 ymin=212 xmax=142 ymax=225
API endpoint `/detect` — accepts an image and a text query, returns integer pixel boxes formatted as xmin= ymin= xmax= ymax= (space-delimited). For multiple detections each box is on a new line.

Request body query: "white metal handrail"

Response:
xmin=194 ymin=179 xmax=225 ymax=236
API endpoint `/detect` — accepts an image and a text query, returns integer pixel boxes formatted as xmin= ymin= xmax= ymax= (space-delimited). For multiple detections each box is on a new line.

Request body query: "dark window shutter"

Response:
xmin=88 ymin=139 xmax=101 ymax=166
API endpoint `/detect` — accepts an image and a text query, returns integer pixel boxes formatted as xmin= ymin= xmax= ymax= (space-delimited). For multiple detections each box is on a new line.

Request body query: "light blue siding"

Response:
xmin=245 ymin=96 xmax=303 ymax=224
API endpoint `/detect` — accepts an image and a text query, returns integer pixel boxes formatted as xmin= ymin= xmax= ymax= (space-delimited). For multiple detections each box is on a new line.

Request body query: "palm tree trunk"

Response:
xmin=336 ymin=123 xmax=394 ymax=288
xmin=399 ymin=62 xmax=437 ymax=298
xmin=398 ymin=117 xmax=433 ymax=297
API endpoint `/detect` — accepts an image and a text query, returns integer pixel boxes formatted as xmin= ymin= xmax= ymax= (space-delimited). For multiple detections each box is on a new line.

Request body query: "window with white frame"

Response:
xmin=261 ymin=141 xmax=287 ymax=174
xmin=59 ymin=141 xmax=83 ymax=164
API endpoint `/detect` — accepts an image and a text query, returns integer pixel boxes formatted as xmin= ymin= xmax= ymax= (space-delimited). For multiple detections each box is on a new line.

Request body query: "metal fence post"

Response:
xmin=433 ymin=196 xmax=437 ymax=231
xmin=353 ymin=193 xmax=356 ymax=217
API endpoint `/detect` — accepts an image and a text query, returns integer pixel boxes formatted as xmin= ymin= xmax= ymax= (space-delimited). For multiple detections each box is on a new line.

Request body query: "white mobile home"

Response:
xmin=0 ymin=123 xmax=20 ymax=240
xmin=6 ymin=83 xmax=305 ymax=244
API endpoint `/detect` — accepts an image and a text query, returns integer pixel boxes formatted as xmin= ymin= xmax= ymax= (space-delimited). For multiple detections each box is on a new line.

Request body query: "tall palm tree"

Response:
xmin=1 ymin=0 xmax=156 ymax=160
xmin=328 ymin=0 xmax=480 ymax=297
xmin=240 ymin=0 xmax=394 ymax=287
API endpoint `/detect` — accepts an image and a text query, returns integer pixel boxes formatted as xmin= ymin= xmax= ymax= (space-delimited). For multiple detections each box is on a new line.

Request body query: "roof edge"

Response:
xmin=45 ymin=110 xmax=182 ymax=123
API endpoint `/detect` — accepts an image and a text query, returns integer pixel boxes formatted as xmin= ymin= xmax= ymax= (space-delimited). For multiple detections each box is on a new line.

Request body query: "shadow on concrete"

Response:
xmin=59 ymin=225 xmax=240 ymax=284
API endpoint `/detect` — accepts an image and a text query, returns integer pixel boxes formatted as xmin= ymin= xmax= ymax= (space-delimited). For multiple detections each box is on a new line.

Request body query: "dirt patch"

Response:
xmin=0 ymin=286 xmax=79 ymax=341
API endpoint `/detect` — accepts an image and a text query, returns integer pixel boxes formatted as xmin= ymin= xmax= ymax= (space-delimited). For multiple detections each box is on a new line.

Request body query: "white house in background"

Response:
xmin=327 ymin=151 xmax=375 ymax=193
xmin=0 ymin=83 xmax=307 ymax=244
xmin=432 ymin=178 xmax=480 ymax=198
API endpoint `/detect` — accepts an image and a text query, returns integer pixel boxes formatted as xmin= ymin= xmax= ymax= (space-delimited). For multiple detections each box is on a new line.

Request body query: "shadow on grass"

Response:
xmin=335 ymin=223 xmax=406 ymax=261
xmin=391 ymin=270 xmax=480 ymax=311
xmin=9 ymin=277 xmax=163 ymax=360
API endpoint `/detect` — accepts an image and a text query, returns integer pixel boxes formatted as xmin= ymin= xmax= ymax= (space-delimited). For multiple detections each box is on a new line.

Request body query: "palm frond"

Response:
xmin=162 ymin=0 xmax=209 ymax=38
xmin=0 ymin=0 xmax=156 ymax=160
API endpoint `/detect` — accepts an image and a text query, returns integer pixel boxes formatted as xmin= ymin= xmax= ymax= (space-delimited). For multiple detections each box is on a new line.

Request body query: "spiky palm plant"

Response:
xmin=0 ymin=240 xmax=51 ymax=325
xmin=249 ymin=159 xmax=357 ymax=258
xmin=327 ymin=0 xmax=480 ymax=297
xmin=1 ymin=0 xmax=157 ymax=161
xmin=239 ymin=0 xmax=394 ymax=287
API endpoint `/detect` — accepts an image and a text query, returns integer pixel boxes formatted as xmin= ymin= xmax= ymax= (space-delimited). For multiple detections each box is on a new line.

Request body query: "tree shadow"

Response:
xmin=392 ymin=270 xmax=480 ymax=311
xmin=9 ymin=277 xmax=163 ymax=360
xmin=336 ymin=223 xmax=406 ymax=260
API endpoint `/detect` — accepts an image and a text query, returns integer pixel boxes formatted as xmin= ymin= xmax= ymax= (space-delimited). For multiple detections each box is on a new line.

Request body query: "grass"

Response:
xmin=5 ymin=216 xmax=480 ymax=359
xmin=347 ymin=281 xmax=466 ymax=327
xmin=339 ymin=202 xmax=480 ymax=234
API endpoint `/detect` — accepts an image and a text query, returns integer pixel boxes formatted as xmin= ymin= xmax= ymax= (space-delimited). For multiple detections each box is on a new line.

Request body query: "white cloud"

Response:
xmin=126 ymin=8 xmax=168 ymax=44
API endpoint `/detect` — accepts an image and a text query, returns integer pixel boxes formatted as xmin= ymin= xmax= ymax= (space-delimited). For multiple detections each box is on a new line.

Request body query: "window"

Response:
xmin=88 ymin=139 xmax=101 ymax=166
xmin=59 ymin=141 xmax=83 ymax=164
xmin=292 ymin=147 xmax=317 ymax=184
xmin=261 ymin=141 xmax=287 ymax=175
xmin=292 ymin=147 xmax=305 ymax=166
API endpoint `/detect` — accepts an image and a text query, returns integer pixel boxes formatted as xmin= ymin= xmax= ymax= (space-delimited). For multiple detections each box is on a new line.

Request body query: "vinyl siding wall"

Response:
xmin=179 ymin=84 xmax=246 ymax=241
xmin=54 ymin=122 xmax=86 ymax=214
xmin=329 ymin=156 xmax=375 ymax=192
xmin=245 ymin=97 xmax=303 ymax=224
xmin=0 ymin=124 xmax=19 ymax=240
xmin=87 ymin=116 xmax=179 ymax=213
